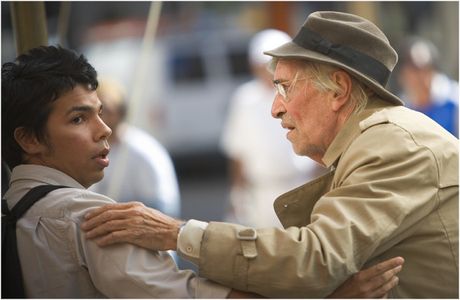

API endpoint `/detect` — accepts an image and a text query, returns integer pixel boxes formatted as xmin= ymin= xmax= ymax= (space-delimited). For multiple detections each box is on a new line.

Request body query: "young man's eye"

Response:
xmin=71 ymin=116 xmax=83 ymax=124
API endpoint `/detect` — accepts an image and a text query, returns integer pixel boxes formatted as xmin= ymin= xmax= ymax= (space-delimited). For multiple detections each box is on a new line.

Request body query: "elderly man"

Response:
xmin=82 ymin=11 xmax=458 ymax=298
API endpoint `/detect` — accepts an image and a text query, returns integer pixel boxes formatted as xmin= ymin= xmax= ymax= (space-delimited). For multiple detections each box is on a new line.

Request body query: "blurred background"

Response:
xmin=2 ymin=1 xmax=458 ymax=268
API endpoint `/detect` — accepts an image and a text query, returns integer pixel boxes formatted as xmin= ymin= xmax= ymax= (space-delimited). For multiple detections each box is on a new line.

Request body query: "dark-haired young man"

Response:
xmin=2 ymin=46 xmax=233 ymax=298
xmin=2 ymin=45 xmax=403 ymax=298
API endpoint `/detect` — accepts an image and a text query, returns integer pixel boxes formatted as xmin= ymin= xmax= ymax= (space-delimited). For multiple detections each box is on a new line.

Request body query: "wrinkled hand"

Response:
xmin=327 ymin=256 xmax=404 ymax=298
xmin=81 ymin=202 xmax=183 ymax=251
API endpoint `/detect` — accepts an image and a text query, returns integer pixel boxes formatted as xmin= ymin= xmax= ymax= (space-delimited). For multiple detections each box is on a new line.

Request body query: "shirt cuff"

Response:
xmin=177 ymin=219 xmax=208 ymax=266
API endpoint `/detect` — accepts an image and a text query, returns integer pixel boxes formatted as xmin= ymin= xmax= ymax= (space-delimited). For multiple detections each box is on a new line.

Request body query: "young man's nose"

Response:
xmin=96 ymin=116 xmax=112 ymax=141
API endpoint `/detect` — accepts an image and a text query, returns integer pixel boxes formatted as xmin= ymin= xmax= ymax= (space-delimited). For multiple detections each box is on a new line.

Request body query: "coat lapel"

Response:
xmin=274 ymin=169 xmax=335 ymax=228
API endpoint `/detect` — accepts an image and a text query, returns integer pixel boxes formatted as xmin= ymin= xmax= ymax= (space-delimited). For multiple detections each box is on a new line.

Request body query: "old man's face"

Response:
xmin=271 ymin=59 xmax=339 ymax=165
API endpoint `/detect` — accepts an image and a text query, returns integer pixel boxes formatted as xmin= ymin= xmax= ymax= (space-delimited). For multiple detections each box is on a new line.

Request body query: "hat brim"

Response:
xmin=264 ymin=42 xmax=404 ymax=106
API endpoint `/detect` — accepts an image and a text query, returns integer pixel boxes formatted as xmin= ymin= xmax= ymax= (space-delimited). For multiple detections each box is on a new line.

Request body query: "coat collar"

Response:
xmin=322 ymin=97 xmax=392 ymax=168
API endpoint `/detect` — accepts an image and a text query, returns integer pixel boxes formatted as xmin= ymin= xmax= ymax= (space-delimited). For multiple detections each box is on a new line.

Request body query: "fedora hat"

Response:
xmin=264 ymin=11 xmax=404 ymax=106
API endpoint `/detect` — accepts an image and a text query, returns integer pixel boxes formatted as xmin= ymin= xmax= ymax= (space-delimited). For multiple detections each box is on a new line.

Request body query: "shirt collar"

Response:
xmin=322 ymin=97 xmax=392 ymax=168
xmin=9 ymin=164 xmax=86 ymax=189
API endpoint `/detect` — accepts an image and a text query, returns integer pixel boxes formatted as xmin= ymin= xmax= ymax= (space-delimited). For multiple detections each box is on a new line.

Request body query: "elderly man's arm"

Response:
xmin=81 ymin=202 xmax=403 ymax=298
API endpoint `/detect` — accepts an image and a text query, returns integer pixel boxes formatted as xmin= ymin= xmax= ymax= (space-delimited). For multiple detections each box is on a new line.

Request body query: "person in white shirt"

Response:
xmin=90 ymin=78 xmax=180 ymax=217
xmin=221 ymin=29 xmax=325 ymax=227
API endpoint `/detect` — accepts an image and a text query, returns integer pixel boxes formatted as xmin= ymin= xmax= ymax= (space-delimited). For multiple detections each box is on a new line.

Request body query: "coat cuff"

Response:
xmin=177 ymin=219 xmax=208 ymax=266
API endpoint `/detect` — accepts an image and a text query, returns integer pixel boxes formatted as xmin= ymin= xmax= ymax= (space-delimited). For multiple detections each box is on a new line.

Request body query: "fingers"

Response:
xmin=93 ymin=229 xmax=136 ymax=247
xmin=84 ymin=218 xmax=138 ymax=239
xmin=81 ymin=202 xmax=145 ymax=231
xmin=370 ymin=274 xmax=400 ymax=298
xmin=357 ymin=258 xmax=404 ymax=298
xmin=81 ymin=209 xmax=130 ymax=232
xmin=359 ymin=263 xmax=402 ymax=292
xmin=85 ymin=202 xmax=141 ymax=219
xmin=326 ymin=257 xmax=404 ymax=299
xmin=361 ymin=256 xmax=404 ymax=279
xmin=375 ymin=263 xmax=402 ymax=287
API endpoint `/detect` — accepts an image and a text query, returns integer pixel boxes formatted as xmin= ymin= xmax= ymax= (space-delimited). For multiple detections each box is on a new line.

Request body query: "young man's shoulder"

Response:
xmin=6 ymin=165 xmax=124 ymax=224
xmin=7 ymin=185 xmax=116 ymax=224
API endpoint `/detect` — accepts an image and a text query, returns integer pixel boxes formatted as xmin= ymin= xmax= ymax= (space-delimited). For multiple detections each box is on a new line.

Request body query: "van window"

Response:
xmin=228 ymin=49 xmax=250 ymax=77
xmin=170 ymin=52 xmax=205 ymax=83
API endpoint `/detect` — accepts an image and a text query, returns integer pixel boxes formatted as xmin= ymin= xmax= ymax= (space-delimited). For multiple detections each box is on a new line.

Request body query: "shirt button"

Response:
xmin=186 ymin=246 xmax=193 ymax=253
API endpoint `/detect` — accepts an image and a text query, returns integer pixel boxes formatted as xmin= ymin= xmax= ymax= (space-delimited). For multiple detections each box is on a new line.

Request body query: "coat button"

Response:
xmin=283 ymin=204 xmax=288 ymax=208
xmin=186 ymin=246 xmax=193 ymax=252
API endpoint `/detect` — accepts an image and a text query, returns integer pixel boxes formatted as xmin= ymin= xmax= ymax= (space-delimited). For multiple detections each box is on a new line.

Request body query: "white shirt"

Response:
xmin=4 ymin=164 xmax=229 ymax=298
xmin=91 ymin=124 xmax=180 ymax=217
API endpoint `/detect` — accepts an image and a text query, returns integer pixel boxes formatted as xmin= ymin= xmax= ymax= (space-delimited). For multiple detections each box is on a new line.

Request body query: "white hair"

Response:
xmin=268 ymin=58 xmax=371 ymax=113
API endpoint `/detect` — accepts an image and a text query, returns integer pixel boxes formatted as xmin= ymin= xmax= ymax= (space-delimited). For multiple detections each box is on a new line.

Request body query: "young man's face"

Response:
xmin=37 ymin=85 xmax=112 ymax=188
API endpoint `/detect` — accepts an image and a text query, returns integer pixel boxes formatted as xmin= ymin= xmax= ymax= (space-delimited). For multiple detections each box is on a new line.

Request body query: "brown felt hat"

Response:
xmin=264 ymin=11 xmax=404 ymax=106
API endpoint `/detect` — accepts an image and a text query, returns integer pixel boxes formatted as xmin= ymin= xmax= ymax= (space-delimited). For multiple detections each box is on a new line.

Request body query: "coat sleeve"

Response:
xmin=196 ymin=123 xmax=440 ymax=298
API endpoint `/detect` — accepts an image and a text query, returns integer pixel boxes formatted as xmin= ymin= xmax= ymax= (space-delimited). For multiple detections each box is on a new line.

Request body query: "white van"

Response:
xmin=83 ymin=28 xmax=252 ymax=158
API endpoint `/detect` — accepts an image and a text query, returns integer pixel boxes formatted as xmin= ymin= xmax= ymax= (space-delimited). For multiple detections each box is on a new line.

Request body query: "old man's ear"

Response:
xmin=330 ymin=70 xmax=352 ymax=112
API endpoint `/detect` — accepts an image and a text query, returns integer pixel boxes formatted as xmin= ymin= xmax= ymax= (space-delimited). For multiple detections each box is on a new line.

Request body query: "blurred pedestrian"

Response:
xmin=90 ymin=78 xmax=180 ymax=217
xmin=220 ymin=29 xmax=325 ymax=228
xmin=398 ymin=37 xmax=458 ymax=137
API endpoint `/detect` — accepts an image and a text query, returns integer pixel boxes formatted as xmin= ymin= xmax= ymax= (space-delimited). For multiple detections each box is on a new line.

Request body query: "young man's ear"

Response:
xmin=330 ymin=70 xmax=352 ymax=112
xmin=14 ymin=127 xmax=44 ymax=155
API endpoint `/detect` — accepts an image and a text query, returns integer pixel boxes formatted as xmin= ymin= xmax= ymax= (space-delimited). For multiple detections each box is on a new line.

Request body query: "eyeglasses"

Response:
xmin=273 ymin=79 xmax=289 ymax=99
xmin=273 ymin=76 xmax=308 ymax=102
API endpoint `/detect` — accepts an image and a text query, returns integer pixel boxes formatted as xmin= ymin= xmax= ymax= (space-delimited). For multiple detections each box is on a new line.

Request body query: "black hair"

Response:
xmin=1 ymin=45 xmax=98 ymax=169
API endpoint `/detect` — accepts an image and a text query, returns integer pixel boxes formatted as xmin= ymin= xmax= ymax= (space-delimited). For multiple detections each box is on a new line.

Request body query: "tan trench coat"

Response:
xmin=197 ymin=98 xmax=458 ymax=298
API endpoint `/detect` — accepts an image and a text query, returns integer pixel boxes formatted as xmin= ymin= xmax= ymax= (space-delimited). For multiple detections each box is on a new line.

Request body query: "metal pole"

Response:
xmin=10 ymin=1 xmax=48 ymax=55
xmin=106 ymin=1 xmax=163 ymax=200
xmin=126 ymin=1 xmax=163 ymax=123
xmin=57 ymin=1 xmax=71 ymax=47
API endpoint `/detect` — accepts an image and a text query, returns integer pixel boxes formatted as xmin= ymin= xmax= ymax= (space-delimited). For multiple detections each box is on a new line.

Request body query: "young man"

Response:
xmin=1 ymin=46 xmax=231 ymax=298
xmin=82 ymin=11 xmax=458 ymax=298
xmin=2 ymin=45 xmax=402 ymax=298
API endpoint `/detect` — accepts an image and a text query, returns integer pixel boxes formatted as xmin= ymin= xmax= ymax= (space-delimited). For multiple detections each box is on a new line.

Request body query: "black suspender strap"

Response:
xmin=2 ymin=185 xmax=68 ymax=298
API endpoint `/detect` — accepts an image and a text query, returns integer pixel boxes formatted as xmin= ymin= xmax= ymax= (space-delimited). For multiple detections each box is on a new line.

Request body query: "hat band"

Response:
xmin=293 ymin=27 xmax=391 ymax=86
